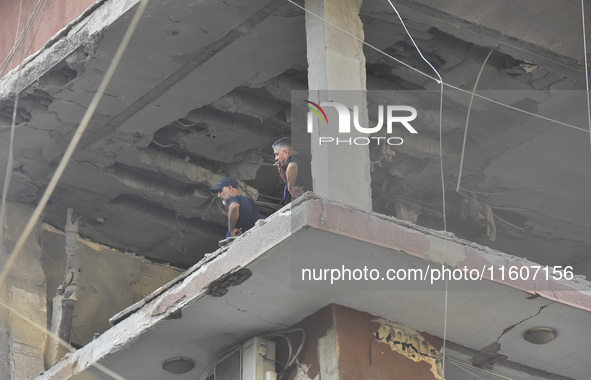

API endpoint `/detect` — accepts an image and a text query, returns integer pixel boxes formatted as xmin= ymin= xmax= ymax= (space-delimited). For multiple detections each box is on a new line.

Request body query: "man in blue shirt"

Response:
xmin=211 ymin=177 xmax=260 ymax=238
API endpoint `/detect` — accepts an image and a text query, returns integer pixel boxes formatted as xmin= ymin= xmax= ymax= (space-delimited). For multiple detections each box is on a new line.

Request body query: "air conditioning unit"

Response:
xmin=214 ymin=337 xmax=276 ymax=380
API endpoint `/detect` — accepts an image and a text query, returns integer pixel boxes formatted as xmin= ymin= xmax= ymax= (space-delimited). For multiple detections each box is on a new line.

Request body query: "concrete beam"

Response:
xmin=136 ymin=147 xmax=259 ymax=200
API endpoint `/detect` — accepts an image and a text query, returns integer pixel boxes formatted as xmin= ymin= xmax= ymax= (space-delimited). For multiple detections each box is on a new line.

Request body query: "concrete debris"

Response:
xmin=151 ymin=293 xmax=187 ymax=317
xmin=394 ymin=202 xmax=420 ymax=223
xmin=218 ymin=236 xmax=237 ymax=248
xmin=460 ymin=197 xmax=497 ymax=240
xmin=374 ymin=319 xmax=443 ymax=380
xmin=205 ymin=268 xmax=252 ymax=297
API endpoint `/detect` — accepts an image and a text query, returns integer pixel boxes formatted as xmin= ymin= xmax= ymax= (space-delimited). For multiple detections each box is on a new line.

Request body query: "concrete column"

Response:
xmin=318 ymin=327 xmax=340 ymax=380
xmin=0 ymin=202 xmax=47 ymax=379
xmin=305 ymin=0 xmax=372 ymax=211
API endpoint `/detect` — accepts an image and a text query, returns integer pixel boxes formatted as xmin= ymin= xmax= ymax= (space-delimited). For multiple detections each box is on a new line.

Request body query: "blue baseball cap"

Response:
xmin=211 ymin=177 xmax=239 ymax=192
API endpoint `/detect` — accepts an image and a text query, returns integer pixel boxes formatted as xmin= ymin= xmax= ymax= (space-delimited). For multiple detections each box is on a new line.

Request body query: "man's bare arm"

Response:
xmin=228 ymin=202 xmax=242 ymax=236
xmin=286 ymin=162 xmax=303 ymax=198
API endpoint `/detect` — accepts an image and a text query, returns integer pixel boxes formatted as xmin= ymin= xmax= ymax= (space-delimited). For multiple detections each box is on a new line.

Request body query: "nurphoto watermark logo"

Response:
xmin=304 ymin=99 xmax=418 ymax=146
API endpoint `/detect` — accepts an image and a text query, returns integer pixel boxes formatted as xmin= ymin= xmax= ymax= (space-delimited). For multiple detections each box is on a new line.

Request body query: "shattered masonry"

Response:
xmin=374 ymin=319 xmax=443 ymax=380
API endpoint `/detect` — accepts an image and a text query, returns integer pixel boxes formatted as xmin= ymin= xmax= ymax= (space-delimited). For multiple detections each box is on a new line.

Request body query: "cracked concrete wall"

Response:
xmin=40 ymin=224 xmax=183 ymax=347
xmin=0 ymin=202 xmax=47 ymax=380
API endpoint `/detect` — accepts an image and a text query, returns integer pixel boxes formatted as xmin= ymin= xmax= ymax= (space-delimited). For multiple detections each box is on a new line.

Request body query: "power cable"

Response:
xmin=9 ymin=0 xmax=25 ymax=63
xmin=0 ymin=0 xmax=48 ymax=76
xmin=448 ymin=357 xmax=517 ymax=380
xmin=450 ymin=360 xmax=491 ymax=380
xmin=456 ymin=49 xmax=494 ymax=191
xmin=21 ymin=0 xmax=50 ymax=60
xmin=383 ymin=2 xmax=449 ymax=378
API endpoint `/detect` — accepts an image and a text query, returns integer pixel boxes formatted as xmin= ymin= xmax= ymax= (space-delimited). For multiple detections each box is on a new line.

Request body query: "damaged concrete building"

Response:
xmin=1 ymin=0 xmax=591 ymax=379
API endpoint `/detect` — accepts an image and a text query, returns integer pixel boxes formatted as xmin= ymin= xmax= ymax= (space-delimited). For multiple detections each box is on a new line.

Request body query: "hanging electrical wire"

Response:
xmin=0 ymin=0 xmax=49 ymax=76
xmin=382 ymin=2 xmax=450 ymax=378
xmin=261 ymin=328 xmax=305 ymax=379
xmin=448 ymin=357 xmax=517 ymax=380
xmin=581 ymin=0 xmax=591 ymax=151
xmin=5 ymin=0 xmax=25 ymax=69
xmin=21 ymin=0 xmax=50 ymax=60
xmin=456 ymin=49 xmax=494 ymax=192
